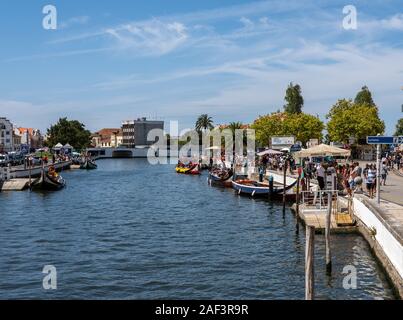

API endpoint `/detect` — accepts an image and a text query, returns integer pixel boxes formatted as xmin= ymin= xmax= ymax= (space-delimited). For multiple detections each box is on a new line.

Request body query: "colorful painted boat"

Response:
xmin=175 ymin=164 xmax=200 ymax=175
xmin=208 ymin=169 xmax=233 ymax=187
xmin=232 ymin=178 xmax=297 ymax=197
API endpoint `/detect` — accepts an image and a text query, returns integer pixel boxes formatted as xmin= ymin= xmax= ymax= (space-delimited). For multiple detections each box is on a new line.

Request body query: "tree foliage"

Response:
xmin=195 ymin=114 xmax=214 ymax=132
xmin=354 ymin=85 xmax=375 ymax=106
xmin=227 ymin=122 xmax=244 ymax=134
xmin=326 ymin=99 xmax=385 ymax=144
xmin=251 ymin=112 xmax=324 ymax=146
xmin=395 ymin=118 xmax=403 ymax=136
xmin=46 ymin=118 xmax=92 ymax=151
xmin=284 ymin=83 xmax=304 ymax=114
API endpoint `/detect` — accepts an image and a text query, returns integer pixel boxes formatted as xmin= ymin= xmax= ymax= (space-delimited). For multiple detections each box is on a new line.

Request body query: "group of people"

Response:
xmin=382 ymin=153 xmax=403 ymax=172
xmin=24 ymin=153 xmax=71 ymax=169
xmin=306 ymin=160 xmax=389 ymax=199
xmin=260 ymin=154 xmax=296 ymax=173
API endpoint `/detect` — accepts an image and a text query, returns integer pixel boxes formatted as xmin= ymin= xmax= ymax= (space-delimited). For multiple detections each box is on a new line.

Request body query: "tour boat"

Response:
xmin=80 ymin=160 xmax=98 ymax=170
xmin=208 ymin=168 xmax=233 ymax=187
xmin=232 ymin=178 xmax=297 ymax=197
xmin=175 ymin=164 xmax=200 ymax=175
xmin=31 ymin=168 xmax=66 ymax=191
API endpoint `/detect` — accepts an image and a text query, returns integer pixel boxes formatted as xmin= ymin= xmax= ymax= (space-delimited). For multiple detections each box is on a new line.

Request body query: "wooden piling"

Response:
xmin=283 ymin=160 xmax=287 ymax=211
xmin=296 ymin=175 xmax=300 ymax=215
xmin=295 ymin=175 xmax=301 ymax=233
xmin=325 ymin=191 xmax=332 ymax=273
xmin=28 ymin=158 xmax=32 ymax=190
xmin=305 ymin=225 xmax=315 ymax=300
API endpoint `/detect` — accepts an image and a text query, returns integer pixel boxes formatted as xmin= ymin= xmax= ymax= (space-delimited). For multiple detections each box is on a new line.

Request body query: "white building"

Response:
xmin=0 ymin=117 xmax=14 ymax=152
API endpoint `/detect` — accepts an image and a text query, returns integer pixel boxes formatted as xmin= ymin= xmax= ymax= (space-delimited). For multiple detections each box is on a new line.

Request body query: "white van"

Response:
xmin=0 ymin=154 xmax=10 ymax=167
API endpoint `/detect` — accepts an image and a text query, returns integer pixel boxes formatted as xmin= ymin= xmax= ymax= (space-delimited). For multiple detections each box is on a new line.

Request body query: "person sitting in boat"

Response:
xmin=48 ymin=166 xmax=58 ymax=178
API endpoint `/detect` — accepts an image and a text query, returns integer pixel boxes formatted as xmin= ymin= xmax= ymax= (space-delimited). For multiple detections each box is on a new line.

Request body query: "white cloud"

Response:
xmin=59 ymin=16 xmax=90 ymax=29
xmin=104 ymin=19 xmax=188 ymax=55
xmin=360 ymin=13 xmax=403 ymax=32
xmin=379 ymin=13 xmax=403 ymax=30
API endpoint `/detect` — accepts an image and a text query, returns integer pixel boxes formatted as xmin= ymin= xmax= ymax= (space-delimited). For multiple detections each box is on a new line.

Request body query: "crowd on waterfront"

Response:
xmin=255 ymin=149 xmax=403 ymax=200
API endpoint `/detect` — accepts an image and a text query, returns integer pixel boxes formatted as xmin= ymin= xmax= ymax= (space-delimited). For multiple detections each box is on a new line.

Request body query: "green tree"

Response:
xmin=354 ymin=86 xmax=375 ymax=106
xmin=395 ymin=118 xmax=403 ymax=136
xmin=227 ymin=122 xmax=243 ymax=134
xmin=251 ymin=112 xmax=324 ymax=146
xmin=46 ymin=118 xmax=92 ymax=151
xmin=326 ymin=99 xmax=385 ymax=143
xmin=195 ymin=114 xmax=214 ymax=132
xmin=284 ymin=83 xmax=304 ymax=114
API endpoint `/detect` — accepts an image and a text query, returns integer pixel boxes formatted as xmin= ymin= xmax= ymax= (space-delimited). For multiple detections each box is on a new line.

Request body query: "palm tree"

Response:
xmin=195 ymin=114 xmax=214 ymax=132
xmin=227 ymin=122 xmax=243 ymax=134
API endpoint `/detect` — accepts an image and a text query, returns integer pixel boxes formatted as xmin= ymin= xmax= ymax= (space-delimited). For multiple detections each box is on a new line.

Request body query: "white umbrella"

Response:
xmin=294 ymin=144 xmax=351 ymax=158
xmin=257 ymin=149 xmax=283 ymax=156
xmin=204 ymin=146 xmax=221 ymax=151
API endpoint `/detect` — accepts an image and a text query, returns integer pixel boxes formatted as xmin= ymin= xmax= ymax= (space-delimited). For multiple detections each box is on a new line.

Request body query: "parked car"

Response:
xmin=0 ymin=154 xmax=10 ymax=167
xmin=8 ymin=152 xmax=24 ymax=166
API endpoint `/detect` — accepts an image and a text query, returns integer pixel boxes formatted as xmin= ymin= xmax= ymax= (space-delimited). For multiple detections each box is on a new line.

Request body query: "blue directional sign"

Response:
xmin=367 ymin=136 xmax=403 ymax=144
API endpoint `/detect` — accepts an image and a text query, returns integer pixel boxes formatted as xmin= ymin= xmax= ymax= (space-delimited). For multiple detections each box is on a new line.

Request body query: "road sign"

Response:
xmin=367 ymin=136 xmax=403 ymax=145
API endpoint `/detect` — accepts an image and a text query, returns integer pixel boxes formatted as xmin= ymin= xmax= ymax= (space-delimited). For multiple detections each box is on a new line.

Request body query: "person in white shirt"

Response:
xmin=316 ymin=162 xmax=325 ymax=190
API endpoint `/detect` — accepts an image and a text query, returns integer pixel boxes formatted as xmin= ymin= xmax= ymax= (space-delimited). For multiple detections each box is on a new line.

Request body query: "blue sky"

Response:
xmin=0 ymin=0 xmax=402 ymax=134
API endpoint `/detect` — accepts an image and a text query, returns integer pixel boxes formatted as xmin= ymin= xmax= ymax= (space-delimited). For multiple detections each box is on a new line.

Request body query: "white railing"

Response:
xmin=300 ymin=189 xmax=341 ymax=211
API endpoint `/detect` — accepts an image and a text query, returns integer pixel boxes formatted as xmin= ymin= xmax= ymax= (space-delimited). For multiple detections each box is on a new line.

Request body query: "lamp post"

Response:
xmin=376 ymin=134 xmax=381 ymax=205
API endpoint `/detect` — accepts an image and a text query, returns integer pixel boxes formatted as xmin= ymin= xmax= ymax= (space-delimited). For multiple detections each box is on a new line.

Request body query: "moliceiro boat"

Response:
xmin=208 ymin=168 xmax=233 ymax=187
xmin=80 ymin=159 xmax=98 ymax=170
xmin=175 ymin=163 xmax=200 ymax=175
xmin=31 ymin=167 xmax=66 ymax=191
xmin=232 ymin=177 xmax=297 ymax=197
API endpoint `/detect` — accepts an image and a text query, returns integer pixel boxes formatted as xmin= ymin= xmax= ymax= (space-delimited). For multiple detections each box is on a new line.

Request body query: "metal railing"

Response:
xmin=300 ymin=189 xmax=341 ymax=211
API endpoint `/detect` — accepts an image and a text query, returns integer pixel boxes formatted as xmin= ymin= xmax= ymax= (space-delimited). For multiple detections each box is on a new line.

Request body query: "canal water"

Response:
xmin=0 ymin=159 xmax=396 ymax=299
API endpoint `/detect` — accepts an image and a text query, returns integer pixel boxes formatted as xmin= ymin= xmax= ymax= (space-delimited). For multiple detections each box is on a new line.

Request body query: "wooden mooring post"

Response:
xmin=282 ymin=160 xmax=287 ymax=212
xmin=295 ymin=175 xmax=301 ymax=234
xmin=325 ymin=191 xmax=332 ymax=273
xmin=305 ymin=225 xmax=315 ymax=300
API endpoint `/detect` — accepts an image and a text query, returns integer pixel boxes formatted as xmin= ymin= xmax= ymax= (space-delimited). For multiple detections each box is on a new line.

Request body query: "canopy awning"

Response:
xmin=54 ymin=143 xmax=63 ymax=149
xmin=257 ymin=149 xmax=283 ymax=156
xmin=294 ymin=144 xmax=351 ymax=158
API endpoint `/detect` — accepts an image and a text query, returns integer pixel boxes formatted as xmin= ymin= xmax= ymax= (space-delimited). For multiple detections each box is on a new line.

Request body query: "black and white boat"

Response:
xmin=80 ymin=159 xmax=98 ymax=170
xmin=31 ymin=168 xmax=66 ymax=191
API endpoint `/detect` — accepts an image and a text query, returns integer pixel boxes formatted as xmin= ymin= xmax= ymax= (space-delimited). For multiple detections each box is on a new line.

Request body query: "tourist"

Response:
xmin=353 ymin=162 xmax=363 ymax=192
xmin=316 ymin=162 xmax=325 ymax=190
xmin=366 ymin=164 xmax=376 ymax=199
xmin=381 ymin=163 xmax=388 ymax=186
xmin=258 ymin=165 xmax=264 ymax=182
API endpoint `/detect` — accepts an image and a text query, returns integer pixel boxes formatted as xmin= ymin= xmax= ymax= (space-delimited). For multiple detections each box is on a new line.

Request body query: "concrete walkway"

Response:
xmin=355 ymin=168 xmax=403 ymax=242
xmin=380 ymin=170 xmax=403 ymax=205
